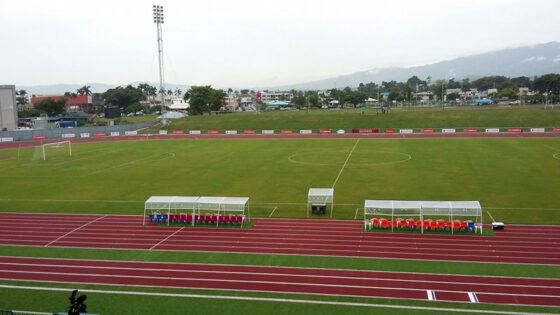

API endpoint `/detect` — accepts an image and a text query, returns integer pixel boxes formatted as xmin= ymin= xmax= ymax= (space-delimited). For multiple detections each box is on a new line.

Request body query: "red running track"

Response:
xmin=0 ymin=213 xmax=559 ymax=265
xmin=0 ymin=256 xmax=559 ymax=307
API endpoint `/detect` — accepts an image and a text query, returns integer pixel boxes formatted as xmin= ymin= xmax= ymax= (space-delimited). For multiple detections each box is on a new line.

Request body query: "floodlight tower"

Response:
xmin=153 ymin=5 xmax=167 ymax=125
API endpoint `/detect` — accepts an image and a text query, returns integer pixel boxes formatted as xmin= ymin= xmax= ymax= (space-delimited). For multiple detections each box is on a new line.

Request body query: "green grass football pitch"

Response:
xmin=1 ymin=137 xmax=559 ymax=224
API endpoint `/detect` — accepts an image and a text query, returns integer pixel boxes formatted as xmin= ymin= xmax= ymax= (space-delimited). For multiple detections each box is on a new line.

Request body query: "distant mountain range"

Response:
xmin=16 ymin=42 xmax=560 ymax=94
xmin=267 ymin=41 xmax=560 ymax=90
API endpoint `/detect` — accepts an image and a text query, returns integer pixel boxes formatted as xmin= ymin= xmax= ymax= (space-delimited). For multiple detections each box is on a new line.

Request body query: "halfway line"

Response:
xmin=332 ymin=139 xmax=360 ymax=188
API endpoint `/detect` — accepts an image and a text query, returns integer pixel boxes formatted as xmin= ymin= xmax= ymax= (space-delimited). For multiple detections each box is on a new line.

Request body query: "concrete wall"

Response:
xmin=0 ymin=85 xmax=18 ymax=131
xmin=0 ymin=121 xmax=157 ymax=141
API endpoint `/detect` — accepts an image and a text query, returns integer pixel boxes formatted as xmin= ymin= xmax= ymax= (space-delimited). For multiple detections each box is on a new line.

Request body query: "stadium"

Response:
xmin=0 ymin=106 xmax=560 ymax=314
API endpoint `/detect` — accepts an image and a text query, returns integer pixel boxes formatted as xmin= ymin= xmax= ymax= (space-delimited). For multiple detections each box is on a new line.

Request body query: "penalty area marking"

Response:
xmin=486 ymin=211 xmax=496 ymax=222
xmin=0 ymin=285 xmax=552 ymax=315
xmin=354 ymin=208 xmax=359 ymax=220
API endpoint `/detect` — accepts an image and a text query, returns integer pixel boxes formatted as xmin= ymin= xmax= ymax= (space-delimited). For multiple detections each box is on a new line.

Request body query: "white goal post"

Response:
xmin=42 ymin=140 xmax=72 ymax=160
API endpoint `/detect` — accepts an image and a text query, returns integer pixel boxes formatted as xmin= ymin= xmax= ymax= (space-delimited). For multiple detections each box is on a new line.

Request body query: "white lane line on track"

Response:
xmin=0 ymin=284 xmax=552 ymax=315
xmin=44 ymin=215 xmax=107 ymax=247
xmin=3 ymin=255 xmax=558 ymax=281
xmin=487 ymin=211 xmax=496 ymax=222
xmin=3 ymin=262 xmax=559 ymax=289
xmin=8 ymin=240 xmax=560 ymax=264
xmin=150 ymin=227 xmax=185 ymax=250
xmin=331 ymin=138 xmax=359 ymax=188
xmin=1 ymin=269 xmax=559 ymax=299
xmin=2 ymin=243 xmax=560 ymax=266
xmin=268 ymin=207 xmax=278 ymax=218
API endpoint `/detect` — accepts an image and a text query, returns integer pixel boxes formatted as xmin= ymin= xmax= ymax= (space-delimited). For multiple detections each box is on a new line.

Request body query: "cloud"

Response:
xmin=521 ymin=56 xmax=547 ymax=63
xmin=553 ymin=55 xmax=560 ymax=62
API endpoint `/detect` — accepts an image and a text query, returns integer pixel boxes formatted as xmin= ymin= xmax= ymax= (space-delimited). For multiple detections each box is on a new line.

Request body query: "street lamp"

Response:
xmin=153 ymin=5 xmax=167 ymax=125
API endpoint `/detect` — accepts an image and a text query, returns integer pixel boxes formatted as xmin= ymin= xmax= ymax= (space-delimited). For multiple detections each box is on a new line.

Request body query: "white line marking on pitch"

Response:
xmin=426 ymin=290 xmax=436 ymax=301
xmin=268 ymin=207 xmax=278 ymax=218
xmin=354 ymin=208 xmax=359 ymax=220
xmin=487 ymin=211 xmax=496 ymax=222
xmin=44 ymin=215 xmax=107 ymax=247
xmin=468 ymin=292 xmax=479 ymax=303
xmin=332 ymin=138 xmax=359 ymax=188
xmin=0 ymin=285 xmax=550 ymax=315
xmin=150 ymin=227 xmax=185 ymax=250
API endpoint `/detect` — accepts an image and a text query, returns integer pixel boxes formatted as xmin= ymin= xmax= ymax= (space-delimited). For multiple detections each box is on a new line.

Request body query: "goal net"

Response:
xmin=42 ymin=140 xmax=72 ymax=160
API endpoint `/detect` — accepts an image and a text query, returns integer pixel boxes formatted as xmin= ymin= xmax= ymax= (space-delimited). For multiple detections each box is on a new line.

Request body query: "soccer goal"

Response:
xmin=42 ymin=140 xmax=72 ymax=160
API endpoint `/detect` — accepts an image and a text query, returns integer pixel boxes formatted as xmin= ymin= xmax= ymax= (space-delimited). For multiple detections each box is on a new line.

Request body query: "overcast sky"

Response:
xmin=1 ymin=0 xmax=559 ymax=88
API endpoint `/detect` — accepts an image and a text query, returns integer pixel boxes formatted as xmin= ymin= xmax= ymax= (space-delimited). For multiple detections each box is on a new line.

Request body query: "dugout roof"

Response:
xmin=308 ymin=188 xmax=334 ymax=203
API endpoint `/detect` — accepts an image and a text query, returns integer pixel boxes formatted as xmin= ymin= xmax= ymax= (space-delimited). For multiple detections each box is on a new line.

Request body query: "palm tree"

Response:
xmin=175 ymin=89 xmax=182 ymax=97
xmin=77 ymin=85 xmax=92 ymax=96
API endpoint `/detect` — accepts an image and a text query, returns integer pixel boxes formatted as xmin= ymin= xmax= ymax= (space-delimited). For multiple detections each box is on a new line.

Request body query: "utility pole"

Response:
xmin=153 ymin=5 xmax=167 ymax=126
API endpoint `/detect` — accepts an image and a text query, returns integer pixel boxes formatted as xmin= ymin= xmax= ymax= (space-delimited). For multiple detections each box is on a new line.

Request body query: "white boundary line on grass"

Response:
xmin=487 ymin=211 xmax=496 ymax=222
xmin=332 ymin=138 xmax=359 ymax=188
xmin=268 ymin=207 xmax=278 ymax=218
xmin=44 ymin=215 xmax=107 ymax=247
xmin=0 ymin=284 xmax=555 ymax=315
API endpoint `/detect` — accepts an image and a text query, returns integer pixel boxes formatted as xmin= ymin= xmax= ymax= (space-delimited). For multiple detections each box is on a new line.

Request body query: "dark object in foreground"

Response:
xmin=492 ymin=222 xmax=505 ymax=230
xmin=68 ymin=289 xmax=87 ymax=315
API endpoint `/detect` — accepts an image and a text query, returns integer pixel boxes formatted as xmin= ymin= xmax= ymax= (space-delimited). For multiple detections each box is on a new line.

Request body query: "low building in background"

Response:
xmin=31 ymin=95 xmax=93 ymax=113
xmin=256 ymin=91 xmax=293 ymax=104
xmin=0 ymin=85 xmax=18 ymax=131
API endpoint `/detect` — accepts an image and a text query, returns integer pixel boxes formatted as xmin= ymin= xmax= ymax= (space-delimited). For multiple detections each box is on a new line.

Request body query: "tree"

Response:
xmin=125 ymin=103 xmax=144 ymax=115
xmin=430 ymin=80 xmax=448 ymax=101
xmin=186 ymin=86 xmax=225 ymax=115
xmin=175 ymin=89 xmax=182 ymax=97
xmin=291 ymin=91 xmax=307 ymax=109
xmin=461 ymin=78 xmax=471 ymax=92
xmin=16 ymin=89 xmax=28 ymax=108
xmin=240 ymin=89 xmax=249 ymax=95
xmin=208 ymin=88 xmax=226 ymax=112
xmin=34 ymin=97 xmax=66 ymax=116
xmin=64 ymin=91 xmax=77 ymax=99
xmin=77 ymin=85 xmax=92 ymax=96
xmin=307 ymin=92 xmax=320 ymax=108
xmin=406 ymin=76 xmax=425 ymax=88
xmin=534 ymin=74 xmax=560 ymax=94
xmin=496 ymin=87 xmax=517 ymax=99
xmin=341 ymin=91 xmax=366 ymax=107
xmin=447 ymin=78 xmax=461 ymax=89
xmin=227 ymin=88 xmax=233 ymax=94
xmin=103 ymin=85 xmax=145 ymax=110
xmin=447 ymin=92 xmax=460 ymax=102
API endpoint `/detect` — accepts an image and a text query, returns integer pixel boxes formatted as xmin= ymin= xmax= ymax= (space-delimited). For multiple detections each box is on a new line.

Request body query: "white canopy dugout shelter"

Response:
xmin=364 ymin=200 xmax=482 ymax=234
xmin=143 ymin=196 xmax=249 ymax=226
xmin=143 ymin=196 xmax=199 ymax=226
xmin=196 ymin=197 xmax=250 ymax=227
xmin=363 ymin=200 xmax=421 ymax=232
xmin=307 ymin=188 xmax=334 ymax=217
